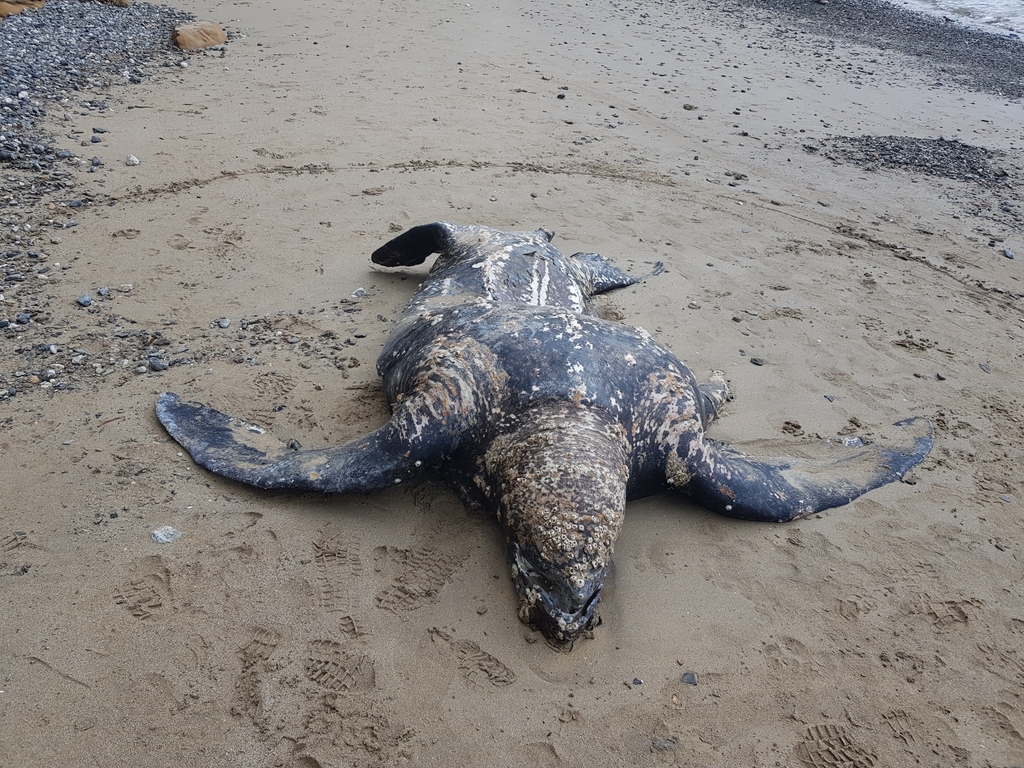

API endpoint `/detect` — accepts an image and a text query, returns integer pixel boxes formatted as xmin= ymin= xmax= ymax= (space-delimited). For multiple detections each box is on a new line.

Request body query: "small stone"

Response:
xmin=633 ymin=678 xmax=643 ymax=686
xmin=148 ymin=358 xmax=168 ymax=371
xmin=117 ymin=283 xmax=134 ymax=292
xmin=1000 ymin=495 xmax=1013 ymax=503
xmin=490 ymin=195 xmax=498 ymax=202
xmin=682 ymin=672 xmax=698 ymax=685
xmin=750 ymin=357 xmax=765 ymax=366
xmin=1004 ymin=248 xmax=1015 ymax=259
xmin=51 ymin=237 xmax=62 ymax=244
xmin=77 ymin=294 xmax=93 ymax=307
xmin=217 ymin=318 xmax=230 ymax=328
xmin=825 ymin=394 xmax=836 ymax=402
xmin=687 ymin=300 xmax=700 ymax=309
xmin=98 ymin=287 xmax=110 ymax=297
xmin=151 ymin=525 xmax=181 ymax=544
xmin=979 ymin=363 xmax=991 ymax=374
xmin=90 ymin=135 xmax=102 ymax=143
xmin=936 ymin=372 xmax=946 ymax=381
xmin=136 ymin=365 xmax=148 ymax=374
xmin=16 ymin=312 xmax=30 ymax=324
xmin=651 ymin=737 xmax=676 ymax=751
xmin=126 ymin=155 xmax=140 ymax=166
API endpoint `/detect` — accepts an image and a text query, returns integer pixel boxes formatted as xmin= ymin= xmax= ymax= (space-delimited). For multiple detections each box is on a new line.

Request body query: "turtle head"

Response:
xmin=483 ymin=403 xmax=629 ymax=647
xmin=508 ymin=537 xmax=609 ymax=647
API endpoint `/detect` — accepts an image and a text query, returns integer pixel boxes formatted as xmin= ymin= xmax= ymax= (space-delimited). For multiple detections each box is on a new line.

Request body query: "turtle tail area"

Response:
xmin=156 ymin=392 xmax=432 ymax=493
xmin=675 ymin=417 xmax=933 ymax=522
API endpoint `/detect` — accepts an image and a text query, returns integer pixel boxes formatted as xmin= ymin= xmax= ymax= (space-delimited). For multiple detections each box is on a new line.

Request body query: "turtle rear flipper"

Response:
xmin=371 ymin=223 xmax=452 ymax=266
xmin=157 ymin=391 xmax=465 ymax=493
xmin=675 ymin=417 xmax=933 ymax=522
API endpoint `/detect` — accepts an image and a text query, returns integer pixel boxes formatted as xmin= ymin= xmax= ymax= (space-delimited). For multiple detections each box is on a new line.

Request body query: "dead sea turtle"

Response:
xmin=156 ymin=223 xmax=932 ymax=646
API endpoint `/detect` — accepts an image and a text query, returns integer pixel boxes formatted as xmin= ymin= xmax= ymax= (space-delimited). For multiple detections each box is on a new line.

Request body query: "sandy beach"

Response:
xmin=1 ymin=0 xmax=1022 ymax=765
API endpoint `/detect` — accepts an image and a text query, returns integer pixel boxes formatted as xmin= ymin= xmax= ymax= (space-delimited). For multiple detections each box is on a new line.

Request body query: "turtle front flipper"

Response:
xmin=672 ymin=417 xmax=933 ymax=522
xmin=157 ymin=391 xmax=466 ymax=493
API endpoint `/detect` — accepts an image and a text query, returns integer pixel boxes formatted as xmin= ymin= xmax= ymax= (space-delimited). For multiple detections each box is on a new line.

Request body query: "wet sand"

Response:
xmin=1 ymin=0 xmax=1022 ymax=765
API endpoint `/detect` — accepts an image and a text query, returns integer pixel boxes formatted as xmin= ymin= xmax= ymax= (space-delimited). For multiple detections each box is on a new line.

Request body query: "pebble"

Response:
xmin=217 ymin=318 xmax=231 ymax=328
xmin=682 ymin=672 xmax=698 ymax=685
xmin=1004 ymin=248 xmax=1015 ymax=259
xmin=825 ymin=394 xmax=836 ymax=402
xmin=750 ymin=357 xmax=765 ymax=366
xmin=98 ymin=287 xmax=110 ymax=297
xmin=979 ymin=363 xmax=991 ymax=373
xmin=148 ymin=358 xmax=168 ymax=371
xmin=77 ymin=294 xmax=93 ymax=307
xmin=151 ymin=525 xmax=182 ymax=544
xmin=651 ymin=737 xmax=675 ymax=752
xmin=1000 ymin=495 xmax=1013 ymax=503
xmin=126 ymin=155 xmax=140 ymax=166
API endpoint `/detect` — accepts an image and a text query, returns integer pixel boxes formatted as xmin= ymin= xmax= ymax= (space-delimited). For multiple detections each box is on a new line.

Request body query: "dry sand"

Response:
xmin=1 ymin=0 xmax=1023 ymax=766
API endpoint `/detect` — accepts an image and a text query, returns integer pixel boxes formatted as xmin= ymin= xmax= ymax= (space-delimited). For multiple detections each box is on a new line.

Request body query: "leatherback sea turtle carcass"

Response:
xmin=156 ymin=222 xmax=932 ymax=646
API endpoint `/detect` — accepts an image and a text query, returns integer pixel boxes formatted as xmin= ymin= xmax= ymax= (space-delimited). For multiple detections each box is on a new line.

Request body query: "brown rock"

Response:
xmin=0 ymin=0 xmax=45 ymax=20
xmin=172 ymin=20 xmax=227 ymax=51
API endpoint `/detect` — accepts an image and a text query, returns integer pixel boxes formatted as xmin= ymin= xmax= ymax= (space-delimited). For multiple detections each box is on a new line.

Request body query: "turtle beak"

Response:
xmin=509 ymin=543 xmax=606 ymax=646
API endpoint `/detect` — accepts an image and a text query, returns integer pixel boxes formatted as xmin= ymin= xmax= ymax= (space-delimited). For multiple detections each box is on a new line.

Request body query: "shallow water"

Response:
xmin=896 ymin=0 xmax=1023 ymax=34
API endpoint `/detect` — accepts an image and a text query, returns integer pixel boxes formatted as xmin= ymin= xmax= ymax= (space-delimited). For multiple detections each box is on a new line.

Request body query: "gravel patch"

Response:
xmin=815 ymin=136 xmax=1014 ymax=187
xmin=735 ymin=0 xmax=1024 ymax=98
xmin=1 ymin=0 xmax=195 ymax=179
xmin=808 ymin=135 xmax=1022 ymax=230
